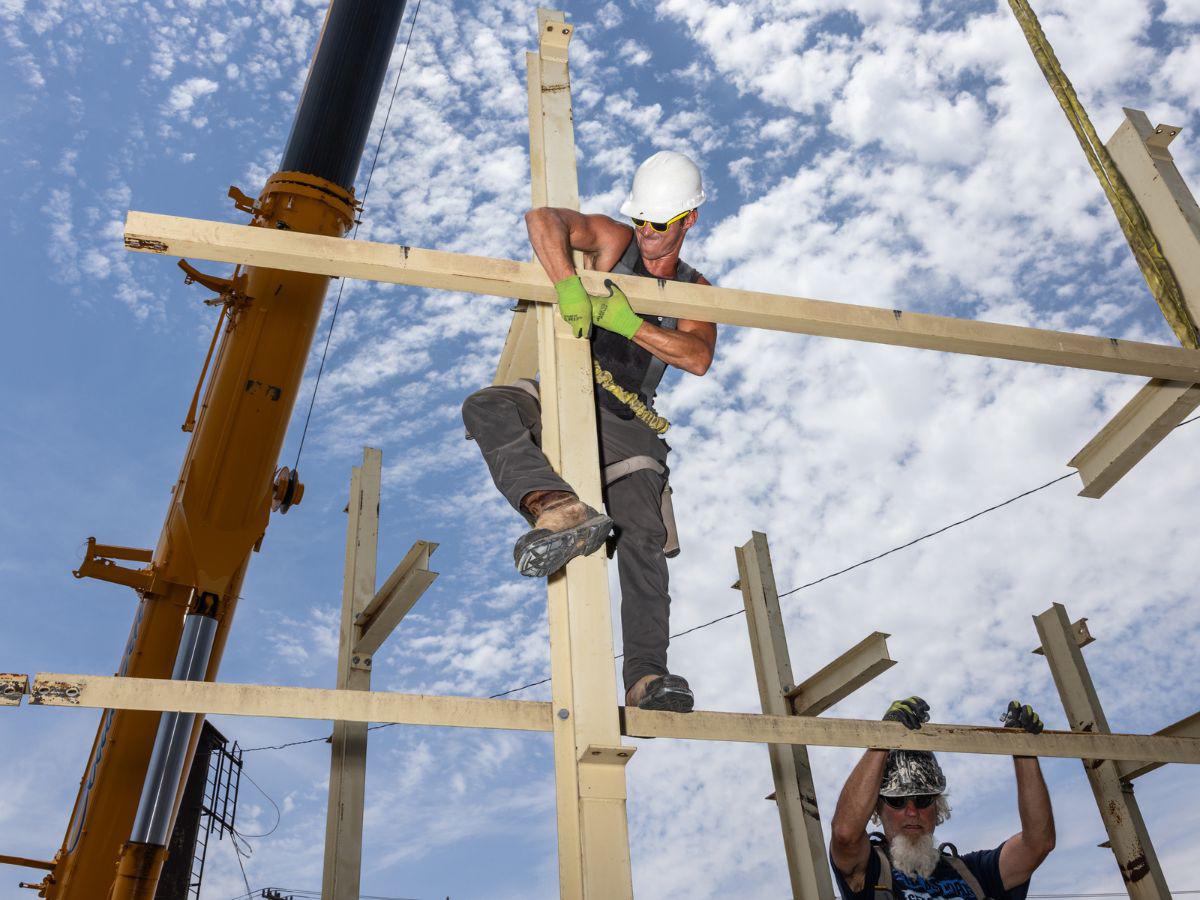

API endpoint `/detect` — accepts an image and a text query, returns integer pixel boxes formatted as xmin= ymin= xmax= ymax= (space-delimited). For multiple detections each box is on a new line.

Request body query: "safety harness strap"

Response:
xmin=603 ymin=455 xmax=680 ymax=558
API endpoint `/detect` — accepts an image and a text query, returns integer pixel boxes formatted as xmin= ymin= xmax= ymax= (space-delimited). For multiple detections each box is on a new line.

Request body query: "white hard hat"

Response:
xmin=618 ymin=151 xmax=705 ymax=222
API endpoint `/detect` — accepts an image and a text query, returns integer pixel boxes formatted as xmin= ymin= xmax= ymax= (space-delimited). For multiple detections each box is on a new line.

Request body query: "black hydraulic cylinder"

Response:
xmin=280 ymin=0 xmax=408 ymax=191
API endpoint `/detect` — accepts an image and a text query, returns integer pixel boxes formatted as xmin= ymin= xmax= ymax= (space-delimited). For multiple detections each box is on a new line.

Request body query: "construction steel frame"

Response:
xmin=5 ymin=8 xmax=1200 ymax=899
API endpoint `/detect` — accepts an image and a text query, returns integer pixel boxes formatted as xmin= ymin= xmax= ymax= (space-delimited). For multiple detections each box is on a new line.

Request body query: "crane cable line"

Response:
xmin=241 ymin=412 xmax=1198 ymax=754
xmin=292 ymin=0 xmax=425 ymax=471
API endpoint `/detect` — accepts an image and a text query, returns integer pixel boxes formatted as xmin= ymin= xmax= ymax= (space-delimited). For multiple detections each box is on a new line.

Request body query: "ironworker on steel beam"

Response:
xmin=461 ymin=150 xmax=717 ymax=714
xmin=830 ymin=697 xmax=1056 ymax=899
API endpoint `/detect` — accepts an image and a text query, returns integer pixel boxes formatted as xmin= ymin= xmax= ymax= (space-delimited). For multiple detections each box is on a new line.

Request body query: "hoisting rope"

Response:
xmin=1007 ymin=0 xmax=1199 ymax=349
xmin=593 ymin=361 xmax=671 ymax=434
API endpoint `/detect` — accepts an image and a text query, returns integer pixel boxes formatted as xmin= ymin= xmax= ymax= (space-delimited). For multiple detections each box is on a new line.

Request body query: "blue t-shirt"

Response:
xmin=831 ymin=843 xmax=1030 ymax=900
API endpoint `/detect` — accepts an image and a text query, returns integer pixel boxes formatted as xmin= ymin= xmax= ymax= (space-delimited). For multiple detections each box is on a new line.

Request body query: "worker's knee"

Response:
xmin=461 ymin=386 xmax=504 ymax=433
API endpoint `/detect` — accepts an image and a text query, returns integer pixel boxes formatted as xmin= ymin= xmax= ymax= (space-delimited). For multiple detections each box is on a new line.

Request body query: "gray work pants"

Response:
xmin=461 ymin=384 xmax=671 ymax=693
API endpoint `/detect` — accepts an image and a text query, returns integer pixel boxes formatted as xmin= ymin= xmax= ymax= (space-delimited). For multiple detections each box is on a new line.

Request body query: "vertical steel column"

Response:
xmin=735 ymin=532 xmax=834 ymax=899
xmin=1033 ymin=603 xmax=1170 ymax=897
xmin=322 ymin=448 xmax=382 ymax=900
xmin=527 ymin=9 xmax=635 ymax=898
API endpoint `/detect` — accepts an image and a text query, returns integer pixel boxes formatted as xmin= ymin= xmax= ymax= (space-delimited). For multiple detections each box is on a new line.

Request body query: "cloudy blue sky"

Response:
xmin=2 ymin=0 xmax=1199 ymax=897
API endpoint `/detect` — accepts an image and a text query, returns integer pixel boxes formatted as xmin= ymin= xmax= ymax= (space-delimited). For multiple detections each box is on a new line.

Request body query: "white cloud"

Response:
xmin=1163 ymin=0 xmax=1200 ymax=22
xmin=597 ymin=2 xmax=624 ymax=30
xmin=164 ymin=75 xmax=219 ymax=113
xmin=618 ymin=37 xmax=651 ymax=66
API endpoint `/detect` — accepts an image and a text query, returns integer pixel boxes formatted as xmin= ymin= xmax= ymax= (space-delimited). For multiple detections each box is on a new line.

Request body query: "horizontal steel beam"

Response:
xmin=123 ymin=212 xmax=1200 ymax=383
xmin=622 ymin=707 xmax=1200 ymax=764
xmin=18 ymin=674 xmax=1200 ymax=764
xmin=28 ymin=673 xmax=553 ymax=733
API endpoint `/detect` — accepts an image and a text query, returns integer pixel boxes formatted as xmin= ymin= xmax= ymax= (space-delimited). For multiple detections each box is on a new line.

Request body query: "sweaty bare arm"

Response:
xmin=628 ymin=273 xmax=716 ymax=375
xmin=525 ymin=207 xmax=633 ymax=282
xmin=830 ymin=749 xmax=888 ymax=890
xmin=632 ymin=318 xmax=716 ymax=375
xmin=998 ymin=757 xmax=1055 ymax=888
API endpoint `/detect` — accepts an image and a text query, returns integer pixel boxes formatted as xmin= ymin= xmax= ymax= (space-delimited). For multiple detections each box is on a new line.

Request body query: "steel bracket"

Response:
xmin=578 ymin=744 xmax=636 ymax=765
xmin=1033 ymin=616 xmax=1094 ymax=655
xmin=178 ymin=259 xmax=250 ymax=309
xmin=72 ymin=537 xmax=156 ymax=592
xmin=227 ymin=184 xmax=262 ymax=216
xmin=28 ymin=677 xmax=83 ymax=706
xmin=1 ymin=674 xmax=28 ymax=707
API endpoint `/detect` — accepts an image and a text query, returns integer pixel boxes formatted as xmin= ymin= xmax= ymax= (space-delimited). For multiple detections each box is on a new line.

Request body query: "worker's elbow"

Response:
xmin=525 ymin=207 xmax=551 ymax=227
xmin=1035 ymin=830 xmax=1056 ymax=860
xmin=1023 ymin=828 xmax=1055 ymax=865
xmin=829 ymin=821 xmax=861 ymax=852
xmin=690 ymin=356 xmax=712 ymax=377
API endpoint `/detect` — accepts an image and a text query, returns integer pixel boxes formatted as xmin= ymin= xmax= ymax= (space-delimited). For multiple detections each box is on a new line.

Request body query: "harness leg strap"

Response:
xmin=603 ymin=455 xmax=679 ymax=557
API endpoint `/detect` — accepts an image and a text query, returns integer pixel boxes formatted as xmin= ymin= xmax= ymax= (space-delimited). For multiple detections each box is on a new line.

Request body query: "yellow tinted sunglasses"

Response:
xmin=630 ymin=209 xmax=691 ymax=233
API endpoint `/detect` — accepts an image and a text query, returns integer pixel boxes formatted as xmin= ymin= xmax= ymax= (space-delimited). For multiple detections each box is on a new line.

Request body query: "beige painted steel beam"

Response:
xmin=786 ymin=632 xmax=894 ymax=717
xmin=494 ymin=300 xmax=539 ymax=385
xmin=20 ymin=673 xmax=1200 ymax=764
xmin=354 ymin=540 xmax=438 ymax=659
xmin=1034 ymin=603 xmax=1171 ymax=897
xmin=122 ymin=210 xmax=1200 ymax=384
xmin=529 ymin=11 xmax=635 ymax=899
xmin=27 ymin=674 xmax=555 ymax=731
xmin=736 ymin=533 xmax=834 ymax=899
xmin=1117 ymin=711 xmax=1200 ymax=782
xmin=1070 ymin=109 xmax=1200 ymax=498
xmin=323 ymin=448 xmax=382 ymax=900
xmin=620 ymin=706 xmax=1199 ymax=764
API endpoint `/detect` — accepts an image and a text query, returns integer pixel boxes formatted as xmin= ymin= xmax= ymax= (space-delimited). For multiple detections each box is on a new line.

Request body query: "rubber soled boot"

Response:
xmin=637 ymin=674 xmax=694 ymax=713
xmin=514 ymin=491 xmax=613 ymax=578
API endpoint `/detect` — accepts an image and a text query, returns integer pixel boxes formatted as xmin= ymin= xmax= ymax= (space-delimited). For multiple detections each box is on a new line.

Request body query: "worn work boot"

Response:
xmin=513 ymin=490 xmax=613 ymax=578
xmin=626 ymin=673 xmax=694 ymax=713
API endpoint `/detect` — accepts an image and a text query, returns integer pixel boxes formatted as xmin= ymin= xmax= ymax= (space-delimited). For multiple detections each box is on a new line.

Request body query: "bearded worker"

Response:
xmin=461 ymin=151 xmax=715 ymax=713
xmin=830 ymin=696 xmax=1056 ymax=899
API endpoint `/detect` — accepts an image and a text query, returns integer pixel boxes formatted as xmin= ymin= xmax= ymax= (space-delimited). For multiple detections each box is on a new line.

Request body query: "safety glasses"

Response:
xmin=882 ymin=794 xmax=937 ymax=810
xmin=630 ymin=209 xmax=691 ymax=233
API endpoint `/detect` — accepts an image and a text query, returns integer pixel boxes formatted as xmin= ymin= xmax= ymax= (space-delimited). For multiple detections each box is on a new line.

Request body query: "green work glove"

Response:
xmin=1002 ymin=700 xmax=1044 ymax=734
xmin=593 ymin=279 xmax=645 ymax=340
xmin=883 ymin=696 xmax=931 ymax=731
xmin=553 ymin=275 xmax=592 ymax=339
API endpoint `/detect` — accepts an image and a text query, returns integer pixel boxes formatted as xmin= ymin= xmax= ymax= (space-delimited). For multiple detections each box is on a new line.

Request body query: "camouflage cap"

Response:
xmin=879 ymin=749 xmax=947 ymax=797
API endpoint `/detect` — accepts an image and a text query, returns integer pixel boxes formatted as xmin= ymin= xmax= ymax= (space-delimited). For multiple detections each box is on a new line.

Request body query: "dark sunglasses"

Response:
xmin=882 ymin=794 xmax=937 ymax=810
xmin=630 ymin=209 xmax=691 ymax=233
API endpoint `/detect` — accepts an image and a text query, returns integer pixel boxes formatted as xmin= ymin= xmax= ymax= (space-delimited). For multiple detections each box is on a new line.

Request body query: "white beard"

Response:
xmin=890 ymin=832 xmax=940 ymax=880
